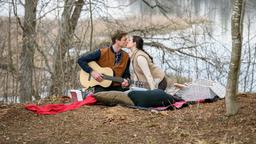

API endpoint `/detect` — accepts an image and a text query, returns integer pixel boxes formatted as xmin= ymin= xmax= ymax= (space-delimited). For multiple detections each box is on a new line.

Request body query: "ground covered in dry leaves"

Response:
xmin=0 ymin=93 xmax=255 ymax=144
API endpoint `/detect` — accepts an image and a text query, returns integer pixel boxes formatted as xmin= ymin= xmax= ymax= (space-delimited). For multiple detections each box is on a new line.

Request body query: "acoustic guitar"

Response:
xmin=79 ymin=61 xmax=152 ymax=88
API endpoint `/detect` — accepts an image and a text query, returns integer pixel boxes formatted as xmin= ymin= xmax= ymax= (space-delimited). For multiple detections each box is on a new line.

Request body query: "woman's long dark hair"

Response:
xmin=132 ymin=36 xmax=153 ymax=62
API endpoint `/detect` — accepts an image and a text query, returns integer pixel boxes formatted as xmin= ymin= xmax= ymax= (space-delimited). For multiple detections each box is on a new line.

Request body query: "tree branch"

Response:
xmin=11 ymin=0 xmax=24 ymax=31
xmin=35 ymin=46 xmax=53 ymax=76
xmin=144 ymin=41 xmax=215 ymax=66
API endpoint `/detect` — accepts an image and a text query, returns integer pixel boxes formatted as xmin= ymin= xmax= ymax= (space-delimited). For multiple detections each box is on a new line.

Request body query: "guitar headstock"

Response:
xmin=135 ymin=81 xmax=144 ymax=88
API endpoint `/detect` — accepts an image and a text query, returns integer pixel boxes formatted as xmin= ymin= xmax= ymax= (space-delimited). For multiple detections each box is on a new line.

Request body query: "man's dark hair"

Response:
xmin=111 ymin=30 xmax=127 ymax=44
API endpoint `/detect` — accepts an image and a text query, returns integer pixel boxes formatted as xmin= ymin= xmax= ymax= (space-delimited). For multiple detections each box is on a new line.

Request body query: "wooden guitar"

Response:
xmin=79 ymin=61 xmax=152 ymax=88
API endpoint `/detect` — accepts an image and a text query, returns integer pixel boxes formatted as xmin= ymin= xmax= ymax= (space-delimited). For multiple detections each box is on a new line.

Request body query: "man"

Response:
xmin=77 ymin=30 xmax=130 ymax=93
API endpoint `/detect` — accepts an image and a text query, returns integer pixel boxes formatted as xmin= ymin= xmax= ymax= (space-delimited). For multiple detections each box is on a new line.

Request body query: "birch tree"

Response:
xmin=225 ymin=0 xmax=246 ymax=116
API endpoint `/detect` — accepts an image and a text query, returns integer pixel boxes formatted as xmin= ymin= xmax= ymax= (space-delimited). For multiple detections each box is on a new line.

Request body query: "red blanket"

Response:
xmin=25 ymin=93 xmax=96 ymax=115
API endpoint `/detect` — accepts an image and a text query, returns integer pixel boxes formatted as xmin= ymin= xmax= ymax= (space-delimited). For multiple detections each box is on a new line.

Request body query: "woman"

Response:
xmin=126 ymin=36 xmax=167 ymax=90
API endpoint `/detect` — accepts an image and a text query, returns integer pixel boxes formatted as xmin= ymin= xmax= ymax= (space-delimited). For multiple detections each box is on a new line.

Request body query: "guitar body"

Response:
xmin=79 ymin=61 xmax=114 ymax=88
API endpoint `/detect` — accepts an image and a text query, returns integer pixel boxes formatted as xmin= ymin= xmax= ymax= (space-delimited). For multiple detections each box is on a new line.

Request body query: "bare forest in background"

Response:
xmin=0 ymin=0 xmax=255 ymax=104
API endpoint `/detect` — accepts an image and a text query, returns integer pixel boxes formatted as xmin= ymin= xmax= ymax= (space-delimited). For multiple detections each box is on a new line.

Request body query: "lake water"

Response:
xmin=107 ymin=0 xmax=256 ymax=92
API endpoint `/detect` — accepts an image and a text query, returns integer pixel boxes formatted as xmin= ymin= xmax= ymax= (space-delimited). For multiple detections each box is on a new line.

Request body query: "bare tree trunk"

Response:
xmin=6 ymin=1 xmax=12 ymax=102
xmin=50 ymin=0 xmax=84 ymax=96
xmin=250 ymin=47 xmax=256 ymax=91
xmin=89 ymin=0 xmax=93 ymax=51
xmin=19 ymin=0 xmax=38 ymax=103
xmin=15 ymin=2 xmax=19 ymax=102
xmin=243 ymin=14 xmax=251 ymax=92
xmin=225 ymin=0 xmax=245 ymax=116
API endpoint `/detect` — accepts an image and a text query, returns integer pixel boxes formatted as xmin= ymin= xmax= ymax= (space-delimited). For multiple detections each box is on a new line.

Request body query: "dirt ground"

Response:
xmin=0 ymin=93 xmax=255 ymax=144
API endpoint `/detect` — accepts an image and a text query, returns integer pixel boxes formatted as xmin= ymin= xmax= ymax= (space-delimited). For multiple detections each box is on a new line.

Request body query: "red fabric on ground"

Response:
xmin=25 ymin=93 xmax=96 ymax=115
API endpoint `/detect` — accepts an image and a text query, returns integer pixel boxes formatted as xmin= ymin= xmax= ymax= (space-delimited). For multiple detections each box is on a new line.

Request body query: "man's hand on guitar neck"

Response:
xmin=121 ymin=79 xmax=129 ymax=87
xmin=91 ymin=71 xmax=103 ymax=82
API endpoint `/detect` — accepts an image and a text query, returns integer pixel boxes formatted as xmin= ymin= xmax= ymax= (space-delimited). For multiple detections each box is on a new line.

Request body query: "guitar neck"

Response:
xmin=102 ymin=75 xmax=147 ymax=87
xmin=102 ymin=75 xmax=124 ymax=83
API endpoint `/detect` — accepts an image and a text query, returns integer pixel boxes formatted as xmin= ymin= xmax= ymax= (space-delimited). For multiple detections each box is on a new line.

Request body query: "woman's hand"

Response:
xmin=121 ymin=79 xmax=129 ymax=87
xmin=174 ymin=83 xmax=187 ymax=89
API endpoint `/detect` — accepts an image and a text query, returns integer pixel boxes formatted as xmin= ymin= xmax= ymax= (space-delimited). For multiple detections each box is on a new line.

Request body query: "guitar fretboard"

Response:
xmin=102 ymin=74 xmax=147 ymax=87
xmin=102 ymin=75 xmax=124 ymax=83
